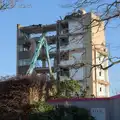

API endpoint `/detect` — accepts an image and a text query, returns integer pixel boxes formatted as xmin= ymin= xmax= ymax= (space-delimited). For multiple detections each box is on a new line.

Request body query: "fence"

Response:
xmin=48 ymin=94 xmax=120 ymax=120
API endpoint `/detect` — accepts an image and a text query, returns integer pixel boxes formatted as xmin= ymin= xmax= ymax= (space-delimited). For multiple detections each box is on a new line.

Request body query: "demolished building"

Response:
xmin=16 ymin=10 xmax=109 ymax=97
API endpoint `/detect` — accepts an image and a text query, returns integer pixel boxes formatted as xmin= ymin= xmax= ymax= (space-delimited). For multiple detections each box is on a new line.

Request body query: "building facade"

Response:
xmin=17 ymin=10 xmax=109 ymax=97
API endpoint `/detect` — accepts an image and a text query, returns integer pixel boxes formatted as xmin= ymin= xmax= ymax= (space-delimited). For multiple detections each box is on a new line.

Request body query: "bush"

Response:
xmin=29 ymin=104 xmax=95 ymax=120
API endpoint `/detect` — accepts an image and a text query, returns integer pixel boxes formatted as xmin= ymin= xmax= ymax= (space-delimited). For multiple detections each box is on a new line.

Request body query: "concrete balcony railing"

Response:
xmin=60 ymin=43 xmax=84 ymax=52
xmin=59 ymin=59 xmax=83 ymax=68
xmin=98 ymin=80 xmax=109 ymax=86
xmin=60 ymin=76 xmax=70 ymax=81
xmin=60 ymin=60 xmax=75 ymax=67
xmin=98 ymin=50 xmax=108 ymax=56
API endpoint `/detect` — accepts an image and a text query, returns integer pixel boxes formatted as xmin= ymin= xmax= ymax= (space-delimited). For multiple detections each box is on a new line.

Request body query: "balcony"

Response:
xmin=98 ymin=50 xmax=108 ymax=56
xmin=60 ymin=43 xmax=84 ymax=52
xmin=98 ymin=80 xmax=109 ymax=86
xmin=17 ymin=65 xmax=29 ymax=75
xmin=59 ymin=59 xmax=83 ymax=68
xmin=18 ymin=51 xmax=32 ymax=59
xmin=20 ymin=24 xmax=56 ymax=34
xmin=35 ymin=67 xmax=54 ymax=73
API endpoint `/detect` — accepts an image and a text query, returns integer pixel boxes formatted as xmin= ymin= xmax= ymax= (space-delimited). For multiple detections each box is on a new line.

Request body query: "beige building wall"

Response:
xmin=91 ymin=13 xmax=109 ymax=97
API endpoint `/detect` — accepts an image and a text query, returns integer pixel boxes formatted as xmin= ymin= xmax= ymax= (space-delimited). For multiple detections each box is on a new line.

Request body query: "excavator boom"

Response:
xmin=26 ymin=33 xmax=46 ymax=75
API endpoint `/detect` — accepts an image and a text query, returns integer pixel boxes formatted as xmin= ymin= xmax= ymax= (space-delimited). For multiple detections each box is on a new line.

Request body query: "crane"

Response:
xmin=26 ymin=33 xmax=54 ymax=78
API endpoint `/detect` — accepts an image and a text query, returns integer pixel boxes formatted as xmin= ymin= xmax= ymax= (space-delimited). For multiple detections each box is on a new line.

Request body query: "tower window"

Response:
xmin=60 ymin=52 xmax=69 ymax=60
xmin=60 ymin=38 xmax=69 ymax=46
xmin=60 ymin=68 xmax=69 ymax=77
xmin=99 ymin=71 xmax=101 ymax=76
xmin=99 ymin=57 xmax=101 ymax=61
xmin=100 ymin=87 xmax=102 ymax=92
xmin=18 ymin=59 xmax=31 ymax=66
xmin=23 ymin=41 xmax=31 ymax=51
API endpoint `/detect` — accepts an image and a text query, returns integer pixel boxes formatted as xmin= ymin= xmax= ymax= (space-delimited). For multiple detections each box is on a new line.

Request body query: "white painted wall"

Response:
xmin=68 ymin=20 xmax=84 ymax=50
xmin=60 ymin=42 xmax=83 ymax=51
xmin=70 ymin=67 xmax=84 ymax=80
xmin=62 ymin=20 xmax=85 ymax=81
xmin=69 ymin=20 xmax=83 ymax=34
xmin=91 ymin=108 xmax=106 ymax=120
xmin=60 ymin=50 xmax=84 ymax=66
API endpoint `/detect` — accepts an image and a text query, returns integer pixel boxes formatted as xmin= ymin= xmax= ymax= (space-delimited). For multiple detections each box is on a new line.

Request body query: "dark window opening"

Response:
xmin=62 ymin=29 xmax=69 ymax=34
xmin=100 ymin=87 xmax=102 ymax=92
xmin=60 ymin=52 xmax=69 ymax=60
xmin=60 ymin=22 xmax=69 ymax=34
xmin=61 ymin=22 xmax=68 ymax=29
xmin=99 ymin=71 xmax=101 ymax=76
xmin=60 ymin=38 xmax=69 ymax=46
xmin=23 ymin=41 xmax=31 ymax=51
xmin=99 ymin=57 xmax=101 ymax=61
xmin=60 ymin=68 xmax=69 ymax=77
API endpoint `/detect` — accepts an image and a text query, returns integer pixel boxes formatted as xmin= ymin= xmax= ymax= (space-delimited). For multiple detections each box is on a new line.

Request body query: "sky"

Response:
xmin=0 ymin=0 xmax=120 ymax=96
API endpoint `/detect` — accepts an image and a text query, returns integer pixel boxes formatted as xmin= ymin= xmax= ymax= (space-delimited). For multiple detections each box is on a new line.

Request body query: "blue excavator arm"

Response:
xmin=26 ymin=33 xmax=46 ymax=75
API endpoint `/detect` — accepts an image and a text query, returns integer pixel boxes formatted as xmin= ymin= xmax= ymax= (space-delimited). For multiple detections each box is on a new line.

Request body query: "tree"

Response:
xmin=62 ymin=0 xmax=120 ymax=69
xmin=0 ymin=0 xmax=16 ymax=10
xmin=58 ymin=0 xmax=120 ymax=85
xmin=55 ymin=80 xmax=81 ymax=98
xmin=65 ymin=0 xmax=120 ymax=21
xmin=54 ymin=0 xmax=120 ymax=97
xmin=0 ymin=75 xmax=82 ymax=119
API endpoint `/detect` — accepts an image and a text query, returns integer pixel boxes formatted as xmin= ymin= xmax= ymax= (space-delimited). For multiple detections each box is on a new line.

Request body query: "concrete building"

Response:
xmin=17 ymin=10 xmax=109 ymax=97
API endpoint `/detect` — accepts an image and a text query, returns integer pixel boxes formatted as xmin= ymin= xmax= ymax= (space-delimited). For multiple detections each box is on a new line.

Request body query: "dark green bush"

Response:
xmin=29 ymin=104 xmax=95 ymax=120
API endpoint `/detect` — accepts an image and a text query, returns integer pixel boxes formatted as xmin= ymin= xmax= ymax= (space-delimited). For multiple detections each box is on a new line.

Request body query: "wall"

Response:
xmin=48 ymin=94 xmax=120 ymax=120
xmin=17 ymin=25 xmax=37 ymax=75
xmin=82 ymin=13 xmax=93 ymax=95
xmin=67 ymin=19 xmax=85 ymax=81
xmin=90 ymin=13 xmax=109 ymax=97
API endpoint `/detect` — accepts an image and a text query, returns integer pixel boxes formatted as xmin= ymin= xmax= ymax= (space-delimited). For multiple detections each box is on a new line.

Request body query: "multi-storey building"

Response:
xmin=17 ymin=10 xmax=109 ymax=97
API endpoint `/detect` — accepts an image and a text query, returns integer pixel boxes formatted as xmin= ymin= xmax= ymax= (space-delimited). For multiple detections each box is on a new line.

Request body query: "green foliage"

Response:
xmin=32 ymin=102 xmax=54 ymax=113
xmin=59 ymin=80 xmax=81 ymax=98
xmin=29 ymin=105 xmax=95 ymax=120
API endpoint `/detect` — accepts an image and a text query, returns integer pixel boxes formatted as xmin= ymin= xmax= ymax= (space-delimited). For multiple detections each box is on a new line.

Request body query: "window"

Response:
xmin=60 ymin=52 xmax=69 ymax=60
xmin=100 ymin=87 xmax=102 ymax=92
xmin=18 ymin=45 xmax=28 ymax=52
xmin=23 ymin=47 xmax=29 ymax=51
xmin=61 ymin=29 xmax=68 ymax=34
xmin=18 ymin=41 xmax=31 ymax=52
xmin=60 ymin=38 xmax=69 ymax=46
xmin=18 ymin=59 xmax=31 ymax=66
xmin=18 ymin=45 xmax=23 ymax=52
xmin=60 ymin=68 xmax=69 ymax=77
xmin=99 ymin=71 xmax=101 ymax=76
xmin=97 ymin=52 xmax=102 ymax=60
xmin=18 ymin=60 xmax=23 ymax=66
xmin=23 ymin=41 xmax=31 ymax=51
xmin=99 ymin=57 xmax=101 ymax=61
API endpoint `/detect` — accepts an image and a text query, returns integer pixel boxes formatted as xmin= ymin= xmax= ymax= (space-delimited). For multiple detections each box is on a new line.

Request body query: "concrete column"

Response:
xmin=56 ymin=21 xmax=61 ymax=91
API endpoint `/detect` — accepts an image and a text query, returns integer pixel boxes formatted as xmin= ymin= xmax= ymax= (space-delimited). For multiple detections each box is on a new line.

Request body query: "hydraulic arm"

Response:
xmin=26 ymin=33 xmax=53 ymax=77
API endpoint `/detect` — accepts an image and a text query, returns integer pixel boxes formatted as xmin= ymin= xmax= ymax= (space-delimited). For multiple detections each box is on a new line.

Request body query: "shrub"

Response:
xmin=29 ymin=103 xmax=95 ymax=120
